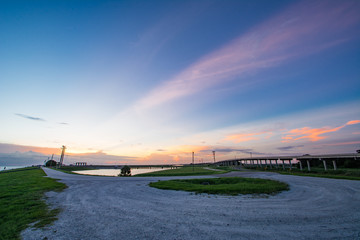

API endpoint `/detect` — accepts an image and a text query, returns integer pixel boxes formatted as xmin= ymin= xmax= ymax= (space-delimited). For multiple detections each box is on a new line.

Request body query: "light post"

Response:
xmin=212 ymin=151 xmax=215 ymax=163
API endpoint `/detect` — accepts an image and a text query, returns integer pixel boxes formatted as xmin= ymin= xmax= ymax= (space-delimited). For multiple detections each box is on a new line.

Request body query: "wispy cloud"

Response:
xmin=224 ymin=131 xmax=273 ymax=143
xmin=277 ymin=145 xmax=304 ymax=151
xmin=15 ymin=113 xmax=45 ymax=122
xmin=133 ymin=0 xmax=360 ymax=111
xmin=282 ymin=120 xmax=360 ymax=142
xmin=321 ymin=141 xmax=360 ymax=147
xmin=199 ymin=147 xmax=266 ymax=156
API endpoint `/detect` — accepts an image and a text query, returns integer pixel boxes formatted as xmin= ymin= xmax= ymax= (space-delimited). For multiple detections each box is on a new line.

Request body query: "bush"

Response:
xmin=118 ymin=166 xmax=131 ymax=176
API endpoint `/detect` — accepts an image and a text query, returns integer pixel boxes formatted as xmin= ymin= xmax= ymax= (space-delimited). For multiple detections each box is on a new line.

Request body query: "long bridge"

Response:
xmin=215 ymin=153 xmax=360 ymax=171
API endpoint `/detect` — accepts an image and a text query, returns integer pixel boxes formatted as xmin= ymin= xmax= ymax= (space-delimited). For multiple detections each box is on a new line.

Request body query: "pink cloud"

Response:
xmin=134 ymin=0 xmax=360 ymax=110
xmin=282 ymin=126 xmax=343 ymax=142
xmin=282 ymin=120 xmax=360 ymax=142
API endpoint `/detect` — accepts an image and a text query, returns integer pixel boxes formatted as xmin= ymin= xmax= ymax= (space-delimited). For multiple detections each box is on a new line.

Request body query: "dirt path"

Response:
xmin=22 ymin=168 xmax=360 ymax=240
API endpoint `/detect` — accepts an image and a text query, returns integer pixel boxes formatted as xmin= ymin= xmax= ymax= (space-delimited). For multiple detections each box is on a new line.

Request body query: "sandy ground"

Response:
xmin=21 ymin=168 xmax=360 ymax=240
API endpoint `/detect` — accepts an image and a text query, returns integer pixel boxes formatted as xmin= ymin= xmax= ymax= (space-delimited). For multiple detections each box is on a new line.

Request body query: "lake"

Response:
xmin=72 ymin=167 xmax=171 ymax=176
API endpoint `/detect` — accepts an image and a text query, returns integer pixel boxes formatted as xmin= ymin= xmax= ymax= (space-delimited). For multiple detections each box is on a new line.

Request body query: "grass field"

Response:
xmin=0 ymin=167 xmax=67 ymax=240
xmin=149 ymin=177 xmax=289 ymax=195
xmin=135 ymin=166 xmax=229 ymax=177
xmin=245 ymin=167 xmax=360 ymax=180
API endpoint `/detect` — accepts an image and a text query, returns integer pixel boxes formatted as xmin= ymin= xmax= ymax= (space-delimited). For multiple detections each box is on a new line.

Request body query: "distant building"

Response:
xmin=75 ymin=162 xmax=87 ymax=166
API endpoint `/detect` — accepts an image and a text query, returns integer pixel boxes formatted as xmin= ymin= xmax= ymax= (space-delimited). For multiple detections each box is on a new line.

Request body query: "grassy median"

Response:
xmin=149 ymin=177 xmax=289 ymax=195
xmin=0 ymin=167 xmax=67 ymax=240
xmin=135 ymin=166 xmax=229 ymax=177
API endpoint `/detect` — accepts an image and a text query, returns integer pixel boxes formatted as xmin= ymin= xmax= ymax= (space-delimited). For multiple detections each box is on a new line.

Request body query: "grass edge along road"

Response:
xmin=149 ymin=177 xmax=289 ymax=196
xmin=135 ymin=166 xmax=229 ymax=177
xmin=0 ymin=167 xmax=67 ymax=240
xmin=244 ymin=167 xmax=360 ymax=181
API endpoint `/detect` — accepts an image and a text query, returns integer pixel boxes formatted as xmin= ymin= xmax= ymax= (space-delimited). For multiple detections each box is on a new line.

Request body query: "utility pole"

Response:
xmin=212 ymin=151 xmax=216 ymax=163
xmin=192 ymin=152 xmax=194 ymax=172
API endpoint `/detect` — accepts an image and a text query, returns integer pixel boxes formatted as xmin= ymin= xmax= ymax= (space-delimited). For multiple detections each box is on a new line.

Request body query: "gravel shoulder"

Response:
xmin=22 ymin=167 xmax=360 ymax=240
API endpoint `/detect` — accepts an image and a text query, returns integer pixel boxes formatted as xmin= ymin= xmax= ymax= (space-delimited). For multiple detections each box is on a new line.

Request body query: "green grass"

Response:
xmin=149 ymin=177 xmax=289 ymax=195
xmin=244 ymin=167 xmax=360 ymax=180
xmin=0 ymin=167 xmax=67 ymax=240
xmin=135 ymin=166 xmax=229 ymax=177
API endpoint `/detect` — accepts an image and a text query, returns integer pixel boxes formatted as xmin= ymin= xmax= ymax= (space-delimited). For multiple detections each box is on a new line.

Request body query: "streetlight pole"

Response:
xmin=212 ymin=151 xmax=216 ymax=163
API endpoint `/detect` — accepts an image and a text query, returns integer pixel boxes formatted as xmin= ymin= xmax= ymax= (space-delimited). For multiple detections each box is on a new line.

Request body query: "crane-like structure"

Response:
xmin=59 ymin=145 xmax=66 ymax=167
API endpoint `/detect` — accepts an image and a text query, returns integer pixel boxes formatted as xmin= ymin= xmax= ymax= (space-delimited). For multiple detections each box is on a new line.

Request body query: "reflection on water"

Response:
xmin=73 ymin=167 xmax=171 ymax=176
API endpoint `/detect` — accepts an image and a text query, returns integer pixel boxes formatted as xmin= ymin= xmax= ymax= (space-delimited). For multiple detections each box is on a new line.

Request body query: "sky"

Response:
xmin=1 ymin=0 xmax=360 ymax=166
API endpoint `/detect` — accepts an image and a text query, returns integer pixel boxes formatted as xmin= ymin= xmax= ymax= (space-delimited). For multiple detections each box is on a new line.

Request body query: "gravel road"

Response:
xmin=22 ymin=168 xmax=360 ymax=240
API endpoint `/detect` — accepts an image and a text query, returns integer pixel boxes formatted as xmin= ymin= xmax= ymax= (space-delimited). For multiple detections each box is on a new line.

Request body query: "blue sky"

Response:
xmin=1 ymin=0 xmax=360 ymax=166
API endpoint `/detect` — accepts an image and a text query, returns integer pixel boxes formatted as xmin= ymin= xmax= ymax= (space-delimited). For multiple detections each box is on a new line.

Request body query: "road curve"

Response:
xmin=22 ymin=167 xmax=360 ymax=240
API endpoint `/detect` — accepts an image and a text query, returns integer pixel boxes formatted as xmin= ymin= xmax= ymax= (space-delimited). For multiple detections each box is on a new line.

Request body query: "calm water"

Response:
xmin=73 ymin=167 xmax=171 ymax=176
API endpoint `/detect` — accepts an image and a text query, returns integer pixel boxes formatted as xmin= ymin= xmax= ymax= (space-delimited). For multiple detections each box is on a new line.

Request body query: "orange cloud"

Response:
xmin=224 ymin=131 xmax=272 ymax=143
xmin=0 ymin=143 xmax=62 ymax=155
xmin=282 ymin=120 xmax=360 ymax=142
xmin=170 ymin=145 xmax=209 ymax=153
xmin=347 ymin=120 xmax=360 ymax=125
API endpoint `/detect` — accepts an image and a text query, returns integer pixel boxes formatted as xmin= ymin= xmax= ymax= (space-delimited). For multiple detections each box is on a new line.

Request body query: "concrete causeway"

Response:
xmin=22 ymin=167 xmax=360 ymax=239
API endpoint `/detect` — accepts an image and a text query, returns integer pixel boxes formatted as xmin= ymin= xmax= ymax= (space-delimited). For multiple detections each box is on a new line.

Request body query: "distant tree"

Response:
xmin=356 ymin=149 xmax=360 ymax=154
xmin=119 ymin=165 xmax=131 ymax=176
xmin=46 ymin=160 xmax=57 ymax=167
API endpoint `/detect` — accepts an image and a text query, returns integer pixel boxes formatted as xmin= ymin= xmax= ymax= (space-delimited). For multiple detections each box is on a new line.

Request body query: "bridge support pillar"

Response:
xmin=269 ymin=160 xmax=272 ymax=169
xmin=289 ymin=159 xmax=293 ymax=170
xmin=322 ymin=159 xmax=327 ymax=171
xmin=282 ymin=160 xmax=285 ymax=170
xmin=332 ymin=160 xmax=337 ymax=170
xmin=276 ymin=159 xmax=279 ymax=169
xmin=307 ymin=160 xmax=311 ymax=171
xmin=299 ymin=160 xmax=303 ymax=171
